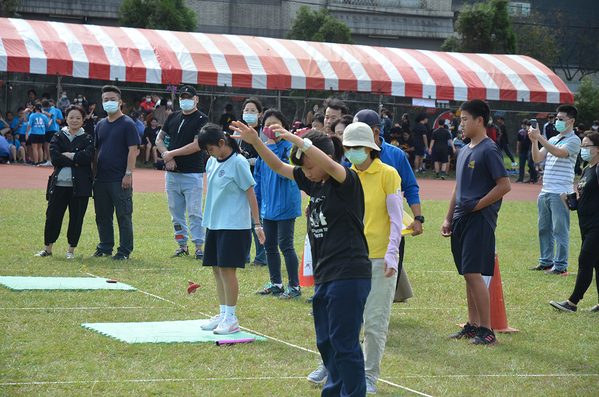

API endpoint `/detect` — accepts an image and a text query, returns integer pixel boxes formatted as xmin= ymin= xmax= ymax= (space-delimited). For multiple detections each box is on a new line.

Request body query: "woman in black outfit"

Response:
xmin=550 ymin=131 xmax=599 ymax=312
xmin=34 ymin=105 xmax=95 ymax=259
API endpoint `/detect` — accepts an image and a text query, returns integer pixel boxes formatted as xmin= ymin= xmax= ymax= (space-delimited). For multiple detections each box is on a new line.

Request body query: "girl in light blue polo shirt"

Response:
xmin=197 ymin=123 xmax=264 ymax=335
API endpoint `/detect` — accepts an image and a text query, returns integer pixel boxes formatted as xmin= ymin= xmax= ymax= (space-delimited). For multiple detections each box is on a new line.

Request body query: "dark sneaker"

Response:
xmin=279 ymin=286 xmax=302 ymax=299
xmin=434 ymin=174 xmax=440 ymax=180
xmin=586 ymin=305 xmax=599 ymax=312
xmin=195 ymin=248 xmax=204 ymax=260
xmin=515 ymin=179 xmax=523 ymax=183
xmin=447 ymin=322 xmax=478 ymax=339
xmin=305 ymin=296 xmax=314 ymax=304
xmin=249 ymin=261 xmax=267 ymax=267
xmin=441 ymin=172 xmax=447 ymax=180
xmin=530 ymin=263 xmax=553 ymax=271
xmin=170 ymin=247 xmax=189 ymax=258
xmin=468 ymin=326 xmax=498 ymax=346
xmin=34 ymin=250 xmax=52 ymax=257
xmin=550 ymin=300 xmax=577 ymax=313
xmin=112 ymin=253 xmax=129 ymax=260
xmin=256 ymin=282 xmax=284 ymax=296
xmin=92 ymin=250 xmax=111 ymax=258
xmin=545 ymin=269 xmax=568 ymax=276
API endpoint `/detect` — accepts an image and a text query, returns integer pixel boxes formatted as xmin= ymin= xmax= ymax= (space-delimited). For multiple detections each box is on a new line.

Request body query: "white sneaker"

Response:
xmin=366 ymin=377 xmax=377 ymax=394
xmin=200 ymin=314 xmax=223 ymax=331
xmin=511 ymin=162 xmax=518 ymax=167
xmin=66 ymin=252 xmax=75 ymax=259
xmin=307 ymin=362 xmax=328 ymax=384
xmin=213 ymin=317 xmax=240 ymax=334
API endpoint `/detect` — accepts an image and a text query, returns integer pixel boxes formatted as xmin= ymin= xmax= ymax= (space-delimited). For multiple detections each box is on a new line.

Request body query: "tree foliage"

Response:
xmin=285 ymin=6 xmax=354 ymax=44
xmin=575 ymin=76 xmax=599 ymax=128
xmin=511 ymin=10 xmax=560 ymax=70
xmin=0 ymin=0 xmax=20 ymax=18
xmin=120 ymin=0 xmax=197 ymax=32
xmin=442 ymin=0 xmax=517 ymax=54
xmin=511 ymin=9 xmax=598 ymax=81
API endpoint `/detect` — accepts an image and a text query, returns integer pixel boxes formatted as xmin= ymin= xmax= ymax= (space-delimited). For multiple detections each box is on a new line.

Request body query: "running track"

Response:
xmin=0 ymin=164 xmax=542 ymax=202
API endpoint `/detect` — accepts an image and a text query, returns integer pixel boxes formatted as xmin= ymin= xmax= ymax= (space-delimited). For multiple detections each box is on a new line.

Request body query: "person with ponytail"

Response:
xmin=230 ymin=121 xmax=372 ymax=397
xmin=550 ymin=131 xmax=599 ymax=313
xmin=197 ymin=124 xmax=264 ymax=335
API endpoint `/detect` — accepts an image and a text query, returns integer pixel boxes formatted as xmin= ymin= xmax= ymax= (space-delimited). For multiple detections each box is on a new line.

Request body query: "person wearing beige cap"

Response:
xmin=307 ymin=122 xmax=404 ymax=394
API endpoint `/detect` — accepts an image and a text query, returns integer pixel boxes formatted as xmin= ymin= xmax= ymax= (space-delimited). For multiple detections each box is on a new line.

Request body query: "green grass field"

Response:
xmin=1 ymin=189 xmax=598 ymax=396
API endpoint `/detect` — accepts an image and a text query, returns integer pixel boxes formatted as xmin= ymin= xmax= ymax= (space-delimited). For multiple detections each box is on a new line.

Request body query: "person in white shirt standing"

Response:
xmin=528 ymin=105 xmax=581 ymax=275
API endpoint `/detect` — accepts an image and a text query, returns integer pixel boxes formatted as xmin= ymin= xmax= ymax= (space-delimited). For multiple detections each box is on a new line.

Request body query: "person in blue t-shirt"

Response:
xmin=0 ymin=110 xmax=12 ymax=136
xmin=93 ymin=85 xmax=140 ymax=260
xmin=197 ymin=123 xmax=264 ymax=336
xmin=42 ymin=99 xmax=63 ymax=165
xmin=26 ymin=103 xmax=51 ymax=164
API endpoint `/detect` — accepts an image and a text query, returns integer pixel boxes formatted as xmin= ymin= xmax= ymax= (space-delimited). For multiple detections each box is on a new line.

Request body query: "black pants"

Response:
xmin=44 ymin=186 xmax=89 ymax=247
xmin=569 ymin=227 xmax=599 ymax=304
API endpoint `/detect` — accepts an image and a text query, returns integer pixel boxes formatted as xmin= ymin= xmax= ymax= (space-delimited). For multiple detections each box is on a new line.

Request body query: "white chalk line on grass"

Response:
xmin=0 ymin=306 xmax=168 ymax=311
xmin=78 ymin=271 xmax=425 ymax=395
xmin=3 ymin=373 xmax=598 ymax=388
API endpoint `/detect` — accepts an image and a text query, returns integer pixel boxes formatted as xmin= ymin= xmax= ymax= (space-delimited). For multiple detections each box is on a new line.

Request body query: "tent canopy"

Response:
xmin=0 ymin=17 xmax=574 ymax=104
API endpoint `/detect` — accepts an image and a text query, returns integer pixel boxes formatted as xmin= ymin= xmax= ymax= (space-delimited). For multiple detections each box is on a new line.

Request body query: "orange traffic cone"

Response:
xmin=488 ymin=253 xmax=518 ymax=333
xmin=299 ymin=234 xmax=314 ymax=287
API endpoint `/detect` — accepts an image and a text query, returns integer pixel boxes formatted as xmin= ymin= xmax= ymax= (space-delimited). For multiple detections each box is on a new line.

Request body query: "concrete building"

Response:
xmin=15 ymin=0 xmax=123 ymax=26
xmin=14 ymin=0 xmax=454 ymax=51
xmin=188 ymin=0 xmax=454 ymax=50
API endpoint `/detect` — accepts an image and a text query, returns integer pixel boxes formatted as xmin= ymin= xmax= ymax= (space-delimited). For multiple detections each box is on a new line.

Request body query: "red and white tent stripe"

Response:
xmin=0 ymin=17 xmax=574 ymax=104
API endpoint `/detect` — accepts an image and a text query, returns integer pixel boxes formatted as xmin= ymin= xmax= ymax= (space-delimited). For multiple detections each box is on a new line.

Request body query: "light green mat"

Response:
xmin=81 ymin=319 xmax=268 ymax=344
xmin=0 ymin=276 xmax=137 ymax=291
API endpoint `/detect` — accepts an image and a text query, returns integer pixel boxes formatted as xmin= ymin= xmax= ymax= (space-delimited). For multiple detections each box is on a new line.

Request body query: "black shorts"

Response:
xmin=413 ymin=145 xmax=424 ymax=157
xmin=432 ymin=150 xmax=448 ymax=163
xmin=451 ymin=211 xmax=495 ymax=276
xmin=16 ymin=133 xmax=26 ymax=144
xmin=28 ymin=134 xmax=45 ymax=144
xmin=46 ymin=130 xmax=57 ymax=143
xmin=203 ymin=229 xmax=251 ymax=268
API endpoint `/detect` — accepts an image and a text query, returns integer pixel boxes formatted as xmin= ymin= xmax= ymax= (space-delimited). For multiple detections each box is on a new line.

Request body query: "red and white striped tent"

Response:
xmin=0 ymin=17 xmax=574 ymax=104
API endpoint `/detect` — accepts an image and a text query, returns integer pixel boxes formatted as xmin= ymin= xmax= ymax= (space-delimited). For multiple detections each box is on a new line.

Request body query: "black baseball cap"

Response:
xmin=179 ymin=85 xmax=197 ymax=97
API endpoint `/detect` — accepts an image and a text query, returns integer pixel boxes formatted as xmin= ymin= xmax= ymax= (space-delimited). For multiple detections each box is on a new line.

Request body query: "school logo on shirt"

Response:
xmin=218 ymin=169 xmax=225 ymax=178
xmin=468 ymin=160 xmax=475 ymax=169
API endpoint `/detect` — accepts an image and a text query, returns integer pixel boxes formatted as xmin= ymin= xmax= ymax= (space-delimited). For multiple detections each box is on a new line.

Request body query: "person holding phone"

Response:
xmin=528 ymin=105 xmax=581 ymax=275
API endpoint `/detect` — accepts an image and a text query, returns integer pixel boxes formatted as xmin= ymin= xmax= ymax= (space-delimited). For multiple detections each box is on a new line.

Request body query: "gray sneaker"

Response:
xmin=307 ymin=362 xmax=328 ymax=384
xmin=366 ymin=377 xmax=377 ymax=394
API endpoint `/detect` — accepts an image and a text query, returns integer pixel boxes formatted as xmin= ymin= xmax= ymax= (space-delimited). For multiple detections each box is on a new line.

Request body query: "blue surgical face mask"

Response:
xmin=580 ymin=148 xmax=595 ymax=162
xmin=345 ymin=148 xmax=369 ymax=165
xmin=180 ymin=99 xmax=195 ymax=112
xmin=243 ymin=113 xmax=258 ymax=126
xmin=555 ymin=120 xmax=568 ymax=133
xmin=102 ymin=101 xmax=119 ymax=114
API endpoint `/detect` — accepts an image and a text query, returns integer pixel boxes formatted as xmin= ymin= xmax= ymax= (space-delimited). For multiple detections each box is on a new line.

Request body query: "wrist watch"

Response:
xmin=414 ymin=215 xmax=425 ymax=223
xmin=300 ymin=138 xmax=313 ymax=152
xmin=125 ymin=170 xmax=132 ymax=176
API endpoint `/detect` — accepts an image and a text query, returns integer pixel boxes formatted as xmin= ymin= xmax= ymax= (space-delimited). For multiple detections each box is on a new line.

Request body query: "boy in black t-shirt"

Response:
xmin=429 ymin=121 xmax=455 ymax=179
xmin=441 ymin=99 xmax=511 ymax=346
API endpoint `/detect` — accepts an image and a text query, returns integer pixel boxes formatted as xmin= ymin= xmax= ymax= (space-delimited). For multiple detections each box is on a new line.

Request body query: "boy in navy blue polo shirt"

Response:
xmin=441 ymin=99 xmax=511 ymax=346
